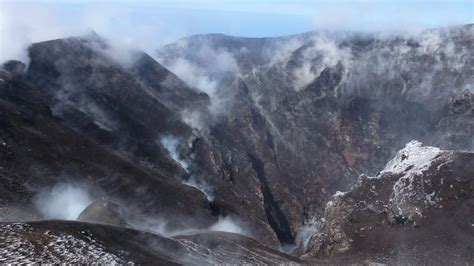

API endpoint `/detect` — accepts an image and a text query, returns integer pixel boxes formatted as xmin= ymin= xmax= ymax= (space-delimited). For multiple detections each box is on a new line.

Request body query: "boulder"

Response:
xmin=77 ymin=199 xmax=128 ymax=227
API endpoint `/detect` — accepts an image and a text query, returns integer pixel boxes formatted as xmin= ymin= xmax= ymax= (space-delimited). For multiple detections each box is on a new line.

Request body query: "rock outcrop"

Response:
xmin=77 ymin=199 xmax=127 ymax=227
xmin=306 ymin=141 xmax=474 ymax=264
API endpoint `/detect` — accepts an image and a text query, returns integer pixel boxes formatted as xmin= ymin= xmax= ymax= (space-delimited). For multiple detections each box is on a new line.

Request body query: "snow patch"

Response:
xmin=326 ymin=200 xmax=334 ymax=208
xmin=385 ymin=141 xmax=445 ymax=221
xmin=333 ymin=191 xmax=347 ymax=197
xmin=382 ymin=140 xmax=441 ymax=176
xmin=0 ymin=223 xmax=121 ymax=263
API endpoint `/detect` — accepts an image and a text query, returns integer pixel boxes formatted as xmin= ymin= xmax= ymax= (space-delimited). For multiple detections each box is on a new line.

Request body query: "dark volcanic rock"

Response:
xmin=173 ymin=231 xmax=303 ymax=264
xmin=2 ymin=61 xmax=25 ymax=76
xmin=77 ymin=199 xmax=127 ymax=227
xmin=0 ymin=34 xmax=280 ymax=246
xmin=0 ymin=69 xmax=215 ymax=232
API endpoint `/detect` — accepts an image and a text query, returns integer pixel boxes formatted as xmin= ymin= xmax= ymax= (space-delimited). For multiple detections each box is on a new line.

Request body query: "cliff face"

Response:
xmin=0 ymin=25 xmax=473 ymax=263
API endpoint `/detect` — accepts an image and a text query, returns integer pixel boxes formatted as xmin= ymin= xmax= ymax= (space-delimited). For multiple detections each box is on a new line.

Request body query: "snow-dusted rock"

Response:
xmin=0 ymin=223 xmax=122 ymax=264
xmin=0 ymin=220 xmax=302 ymax=264
xmin=380 ymin=140 xmax=442 ymax=176
xmin=377 ymin=141 xmax=449 ymax=222
xmin=306 ymin=141 xmax=474 ymax=264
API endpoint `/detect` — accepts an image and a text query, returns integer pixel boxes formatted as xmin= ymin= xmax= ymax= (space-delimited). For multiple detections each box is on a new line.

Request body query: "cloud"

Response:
xmin=0 ymin=3 xmax=76 ymax=64
xmin=0 ymin=2 xmax=172 ymax=65
xmin=1 ymin=0 xmax=470 ymax=66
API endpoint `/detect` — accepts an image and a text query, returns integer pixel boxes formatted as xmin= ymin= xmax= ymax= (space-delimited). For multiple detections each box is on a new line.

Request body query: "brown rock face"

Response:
xmin=306 ymin=141 xmax=474 ymax=264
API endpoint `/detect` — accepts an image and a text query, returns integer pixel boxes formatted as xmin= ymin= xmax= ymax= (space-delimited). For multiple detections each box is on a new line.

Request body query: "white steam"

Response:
xmin=258 ymin=27 xmax=471 ymax=102
xmin=165 ymin=57 xmax=229 ymax=126
xmin=159 ymin=40 xmax=240 ymax=131
xmin=136 ymin=215 xmax=248 ymax=238
xmin=166 ymin=58 xmax=218 ymax=132
xmin=160 ymin=135 xmax=190 ymax=172
xmin=167 ymin=58 xmax=223 ymax=115
xmin=180 ymin=109 xmax=208 ymax=133
xmin=183 ymin=176 xmax=214 ymax=202
xmin=160 ymin=135 xmax=214 ymax=202
xmin=295 ymin=217 xmax=318 ymax=250
xmin=34 ymin=183 xmax=93 ymax=220
xmin=292 ymin=35 xmax=352 ymax=91
xmin=208 ymin=216 xmax=247 ymax=236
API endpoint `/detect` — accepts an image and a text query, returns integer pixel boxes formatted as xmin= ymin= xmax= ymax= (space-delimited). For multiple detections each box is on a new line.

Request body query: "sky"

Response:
xmin=0 ymin=0 xmax=473 ymax=62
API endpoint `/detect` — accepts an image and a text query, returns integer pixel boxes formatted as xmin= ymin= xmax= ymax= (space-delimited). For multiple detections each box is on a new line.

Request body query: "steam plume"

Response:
xmin=34 ymin=183 xmax=93 ymax=220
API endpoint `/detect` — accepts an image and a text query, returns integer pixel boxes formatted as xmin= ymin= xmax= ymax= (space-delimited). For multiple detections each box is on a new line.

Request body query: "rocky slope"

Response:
xmin=0 ymin=24 xmax=472 ymax=264
xmin=0 ymin=63 xmax=213 ymax=230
